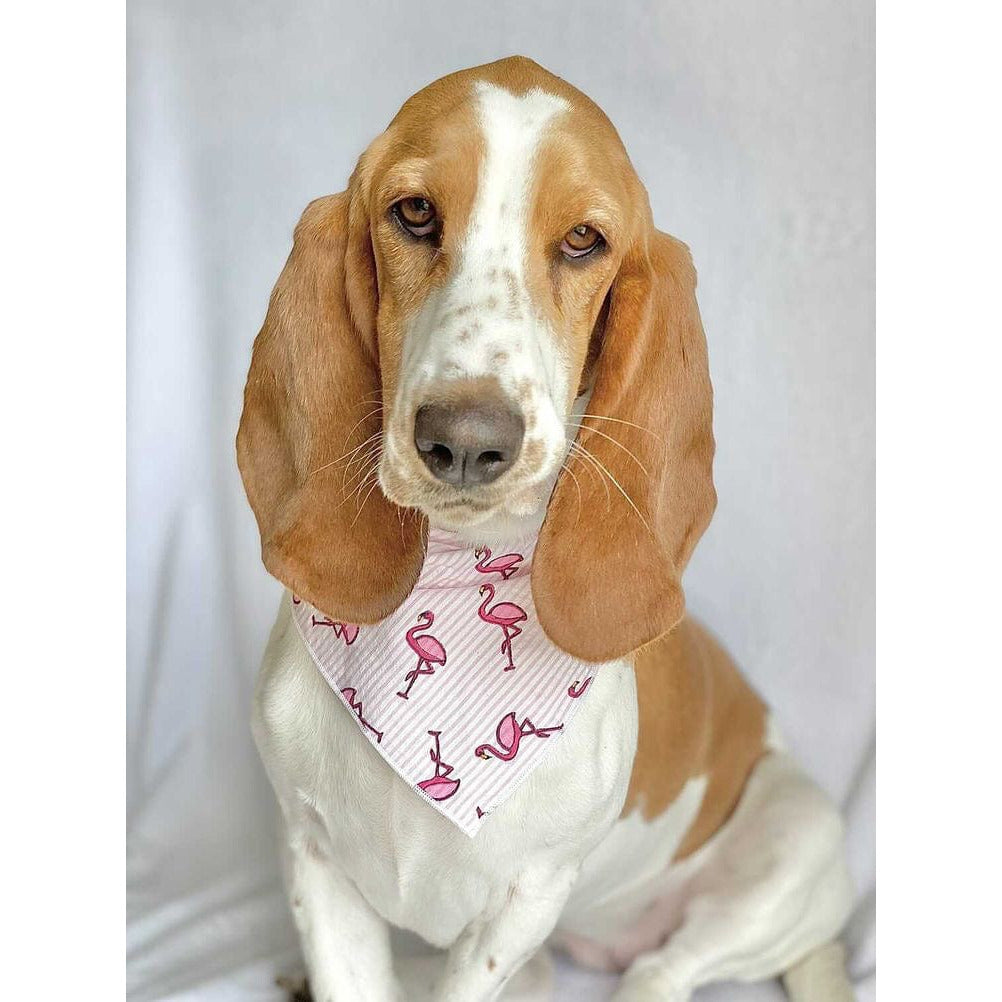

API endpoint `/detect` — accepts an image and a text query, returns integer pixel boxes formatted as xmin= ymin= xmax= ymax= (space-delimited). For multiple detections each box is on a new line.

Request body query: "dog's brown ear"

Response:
xmin=533 ymin=229 xmax=716 ymax=661
xmin=236 ymin=191 xmax=425 ymax=622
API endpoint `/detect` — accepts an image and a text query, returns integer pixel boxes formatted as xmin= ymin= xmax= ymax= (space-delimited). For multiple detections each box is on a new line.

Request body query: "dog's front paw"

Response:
xmin=276 ymin=975 xmax=313 ymax=1002
xmin=613 ymin=963 xmax=691 ymax=1002
xmin=498 ymin=947 xmax=554 ymax=1001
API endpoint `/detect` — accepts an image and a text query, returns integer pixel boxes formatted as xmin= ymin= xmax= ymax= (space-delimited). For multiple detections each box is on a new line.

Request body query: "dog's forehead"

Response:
xmin=377 ymin=58 xmax=627 ymax=180
xmin=392 ymin=59 xmax=577 ymax=130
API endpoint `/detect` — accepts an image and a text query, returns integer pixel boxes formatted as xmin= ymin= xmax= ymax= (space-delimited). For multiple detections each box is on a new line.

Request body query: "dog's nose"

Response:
xmin=414 ymin=402 xmax=524 ymax=486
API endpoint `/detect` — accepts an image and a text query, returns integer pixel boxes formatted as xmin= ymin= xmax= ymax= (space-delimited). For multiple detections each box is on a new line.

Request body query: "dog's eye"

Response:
xmin=393 ymin=197 xmax=438 ymax=239
xmin=561 ymin=224 xmax=604 ymax=259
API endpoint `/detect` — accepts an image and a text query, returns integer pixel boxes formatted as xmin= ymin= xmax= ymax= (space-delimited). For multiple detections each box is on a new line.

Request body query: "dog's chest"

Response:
xmin=254 ymin=601 xmax=638 ymax=948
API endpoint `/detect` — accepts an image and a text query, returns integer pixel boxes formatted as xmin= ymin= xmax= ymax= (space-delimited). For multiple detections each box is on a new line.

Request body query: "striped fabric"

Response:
xmin=291 ymin=529 xmax=600 ymax=836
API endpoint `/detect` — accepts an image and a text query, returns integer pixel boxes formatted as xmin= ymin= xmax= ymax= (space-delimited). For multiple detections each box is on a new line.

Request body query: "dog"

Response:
xmin=237 ymin=56 xmax=855 ymax=1002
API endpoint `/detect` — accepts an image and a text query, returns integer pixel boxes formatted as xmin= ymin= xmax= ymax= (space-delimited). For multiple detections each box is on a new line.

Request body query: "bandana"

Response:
xmin=291 ymin=529 xmax=599 ymax=836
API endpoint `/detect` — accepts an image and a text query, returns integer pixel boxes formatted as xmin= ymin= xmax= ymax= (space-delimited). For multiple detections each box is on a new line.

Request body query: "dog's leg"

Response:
xmin=613 ymin=753 xmax=855 ymax=1002
xmin=431 ymin=864 xmax=578 ymax=1002
xmin=282 ymin=838 xmax=400 ymax=1002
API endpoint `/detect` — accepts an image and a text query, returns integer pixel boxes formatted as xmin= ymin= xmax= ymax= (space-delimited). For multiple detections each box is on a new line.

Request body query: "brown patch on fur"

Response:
xmin=522 ymin=94 xmax=635 ymax=411
xmin=532 ymin=233 xmax=717 ymax=662
xmin=502 ymin=267 xmax=520 ymax=307
xmin=303 ymin=836 xmax=327 ymax=861
xmin=236 ymin=194 xmax=427 ymax=625
xmin=487 ymin=957 xmax=497 ymax=971
xmin=445 ymin=303 xmax=473 ymax=321
xmin=518 ymin=437 xmax=545 ymax=471
xmin=622 ymin=618 xmax=767 ymax=859
xmin=513 ymin=377 xmax=535 ymax=405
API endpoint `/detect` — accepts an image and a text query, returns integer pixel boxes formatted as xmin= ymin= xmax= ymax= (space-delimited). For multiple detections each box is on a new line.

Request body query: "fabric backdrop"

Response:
xmin=127 ymin=1 xmax=875 ymax=998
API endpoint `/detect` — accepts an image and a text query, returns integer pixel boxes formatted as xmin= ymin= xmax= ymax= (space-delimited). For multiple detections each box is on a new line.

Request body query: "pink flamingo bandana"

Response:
xmin=290 ymin=529 xmax=598 ymax=836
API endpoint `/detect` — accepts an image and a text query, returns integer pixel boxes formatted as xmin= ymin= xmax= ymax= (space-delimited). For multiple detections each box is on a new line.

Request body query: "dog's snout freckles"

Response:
xmin=380 ymin=279 xmax=570 ymax=518
xmin=375 ymin=84 xmax=581 ymax=525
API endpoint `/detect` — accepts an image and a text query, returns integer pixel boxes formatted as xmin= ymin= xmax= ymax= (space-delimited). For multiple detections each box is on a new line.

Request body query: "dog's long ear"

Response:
xmin=236 ymin=189 xmax=425 ymax=622
xmin=533 ymin=229 xmax=716 ymax=662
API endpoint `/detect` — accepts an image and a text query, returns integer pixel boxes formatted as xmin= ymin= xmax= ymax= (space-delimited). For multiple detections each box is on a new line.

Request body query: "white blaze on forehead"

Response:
xmin=400 ymin=85 xmax=571 ymax=390
xmin=454 ymin=83 xmax=571 ymax=443
xmin=465 ymin=82 xmax=569 ymax=281
xmin=392 ymin=83 xmax=573 ymax=497
xmin=420 ymin=86 xmax=569 ymax=408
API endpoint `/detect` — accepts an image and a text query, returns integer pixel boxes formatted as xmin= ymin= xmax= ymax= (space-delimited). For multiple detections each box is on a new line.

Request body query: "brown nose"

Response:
xmin=414 ymin=402 xmax=524 ymax=486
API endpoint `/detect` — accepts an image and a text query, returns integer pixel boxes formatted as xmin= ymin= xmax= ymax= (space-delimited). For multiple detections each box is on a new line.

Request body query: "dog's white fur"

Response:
xmin=256 ymin=599 xmax=853 ymax=1002
xmin=251 ymin=82 xmax=855 ymax=1002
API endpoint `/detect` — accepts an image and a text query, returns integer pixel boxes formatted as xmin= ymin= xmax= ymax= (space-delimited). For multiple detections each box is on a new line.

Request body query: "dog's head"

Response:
xmin=237 ymin=57 xmax=715 ymax=662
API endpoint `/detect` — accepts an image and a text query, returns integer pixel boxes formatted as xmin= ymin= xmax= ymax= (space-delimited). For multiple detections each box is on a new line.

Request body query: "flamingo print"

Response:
xmin=475 ymin=711 xmax=564 ymax=761
xmin=397 ymin=611 xmax=447 ymax=699
xmin=568 ymin=677 xmax=594 ymax=698
xmin=340 ymin=687 xmax=383 ymax=743
xmin=416 ymin=730 xmax=461 ymax=801
xmin=311 ymin=615 xmax=360 ymax=645
xmin=477 ymin=583 xmax=527 ymax=671
xmin=473 ymin=546 xmax=525 ymax=581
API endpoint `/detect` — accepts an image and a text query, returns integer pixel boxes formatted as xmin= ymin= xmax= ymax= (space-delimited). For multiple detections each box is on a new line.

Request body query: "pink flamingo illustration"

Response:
xmin=475 ymin=711 xmax=564 ymax=761
xmin=340 ymin=687 xmax=383 ymax=743
xmin=311 ymin=615 xmax=360 ymax=645
xmin=473 ymin=546 xmax=525 ymax=581
xmin=568 ymin=677 xmax=594 ymax=698
xmin=417 ymin=730 xmax=461 ymax=801
xmin=397 ymin=611 xmax=447 ymax=699
xmin=477 ymin=583 xmax=527 ymax=671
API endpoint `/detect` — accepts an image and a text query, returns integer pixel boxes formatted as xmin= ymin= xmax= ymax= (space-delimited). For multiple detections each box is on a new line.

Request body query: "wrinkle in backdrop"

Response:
xmin=127 ymin=2 xmax=875 ymax=999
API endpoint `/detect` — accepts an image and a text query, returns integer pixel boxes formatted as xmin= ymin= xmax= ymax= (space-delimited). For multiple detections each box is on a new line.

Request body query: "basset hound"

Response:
xmin=237 ymin=56 xmax=855 ymax=1002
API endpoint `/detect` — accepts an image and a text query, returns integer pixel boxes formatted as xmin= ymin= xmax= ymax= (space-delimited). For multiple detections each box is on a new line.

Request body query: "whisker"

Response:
xmin=309 ymin=429 xmax=381 ymax=478
xmin=342 ymin=458 xmax=375 ymax=492
xmin=339 ymin=407 xmax=384 ymax=451
xmin=350 ymin=475 xmax=384 ymax=529
xmin=341 ymin=447 xmax=383 ymax=495
xmin=558 ymin=459 xmax=583 ymax=528
xmin=341 ymin=437 xmax=383 ymax=484
xmin=565 ymin=422 xmax=649 ymax=476
xmin=568 ymin=413 xmax=664 ymax=443
xmin=336 ymin=464 xmax=381 ymax=511
xmin=397 ymin=502 xmax=406 ymax=544
xmin=573 ymin=440 xmax=653 ymax=536
xmin=568 ymin=441 xmax=611 ymax=510
xmin=565 ymin=445 xmax=601 ymax=490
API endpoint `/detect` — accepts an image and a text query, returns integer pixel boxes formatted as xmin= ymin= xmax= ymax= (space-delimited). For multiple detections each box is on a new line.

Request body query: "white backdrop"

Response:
xmin=127 ymin=1 xmax=875 ymax=999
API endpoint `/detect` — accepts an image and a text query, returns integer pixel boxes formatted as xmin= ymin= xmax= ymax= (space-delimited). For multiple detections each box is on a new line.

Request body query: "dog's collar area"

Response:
xmin=291 ymin=529 xmax=600 ymax=836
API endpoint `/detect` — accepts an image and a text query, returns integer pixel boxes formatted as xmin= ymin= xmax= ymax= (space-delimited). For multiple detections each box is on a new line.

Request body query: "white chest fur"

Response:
xmin=254 ymin=598 xmax=854 ymax=1002
xmin=253 ymin=596 xmax=638 ymax=950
